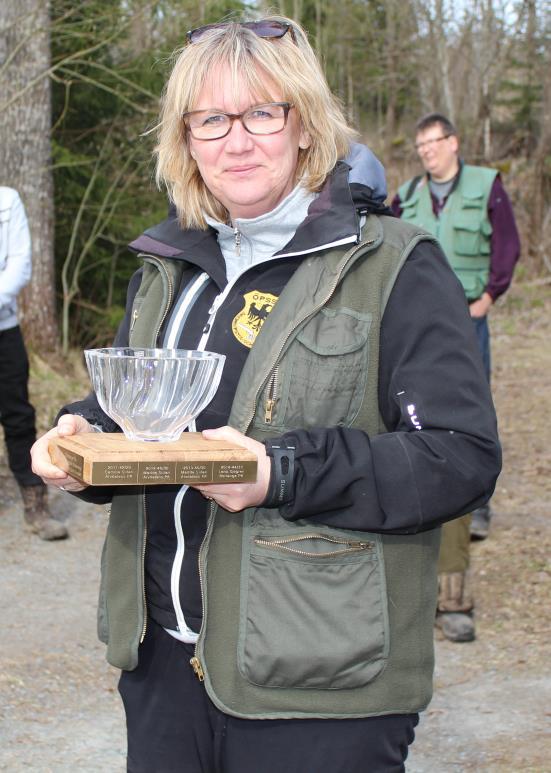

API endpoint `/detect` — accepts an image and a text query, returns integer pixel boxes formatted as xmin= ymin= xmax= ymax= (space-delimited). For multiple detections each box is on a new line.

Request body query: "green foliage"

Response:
xmin=48 ymin=0 xmax=551 ymax=340
xmin=50 ymin=0 xmax=248 ymax=349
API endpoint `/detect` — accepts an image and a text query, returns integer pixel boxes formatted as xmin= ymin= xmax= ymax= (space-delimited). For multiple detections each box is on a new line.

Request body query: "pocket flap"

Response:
xmin=453 ymin=218 xmax=480 ymax=233
xmin=461 ymin=193 xmax=484 ymax=209
xmin=296 ymin=308 xmax=371 ymax=355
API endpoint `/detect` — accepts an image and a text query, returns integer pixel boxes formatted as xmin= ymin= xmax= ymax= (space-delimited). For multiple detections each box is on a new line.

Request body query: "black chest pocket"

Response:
xmin=255 ymin=307 xmax=372 ymax=431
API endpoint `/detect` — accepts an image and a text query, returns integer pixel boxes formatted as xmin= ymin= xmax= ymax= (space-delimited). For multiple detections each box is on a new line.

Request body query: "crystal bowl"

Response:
xmin=84 ymin=348 xmax=225 ymax=442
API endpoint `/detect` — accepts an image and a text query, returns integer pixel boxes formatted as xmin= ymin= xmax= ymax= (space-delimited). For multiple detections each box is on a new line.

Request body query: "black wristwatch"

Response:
xmin=263 ymin=439 xmax=296 ymax=507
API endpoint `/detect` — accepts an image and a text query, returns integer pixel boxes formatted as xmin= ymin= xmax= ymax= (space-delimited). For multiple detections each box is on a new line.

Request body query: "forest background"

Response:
xmin=0 ymin=0 xmax=549 ymax=357
xmin=1 ymin=4 xmax=550 ymax=769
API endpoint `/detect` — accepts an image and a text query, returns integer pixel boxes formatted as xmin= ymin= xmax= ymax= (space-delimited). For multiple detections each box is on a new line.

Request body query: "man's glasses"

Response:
xmin=186 ymin=20 xmax=295 ymax=45
xmin=414 ymin=134 xmax=452 ymax=152
xmin=183 ymin=102 xmax=294 ymax=141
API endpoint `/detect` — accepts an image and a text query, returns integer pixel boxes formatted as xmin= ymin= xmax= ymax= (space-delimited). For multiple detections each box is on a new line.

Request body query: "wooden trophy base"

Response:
xmin=49 ymin=432 xmax=257 ymax=486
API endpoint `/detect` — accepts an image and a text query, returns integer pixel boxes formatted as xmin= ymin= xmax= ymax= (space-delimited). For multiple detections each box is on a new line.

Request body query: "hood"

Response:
xmin=345 ymin=142 xmax=387 ymax=202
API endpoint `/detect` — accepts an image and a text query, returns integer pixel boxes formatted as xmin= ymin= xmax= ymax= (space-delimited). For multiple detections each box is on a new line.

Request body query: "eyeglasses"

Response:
xmin=183 ymin=102 xmax=294 ymax=141
xmin=186 ymin=20 xmax=295 ymax=45
xmin=414 ymin=134 xmax=452 ymax=152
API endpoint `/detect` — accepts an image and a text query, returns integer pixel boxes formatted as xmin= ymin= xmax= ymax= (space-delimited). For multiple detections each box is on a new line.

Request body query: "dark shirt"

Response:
xmin=391 ymin=173 xmax=520 ymax=301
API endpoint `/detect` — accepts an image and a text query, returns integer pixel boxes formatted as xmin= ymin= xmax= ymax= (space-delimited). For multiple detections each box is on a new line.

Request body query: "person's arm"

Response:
xmin=0 ymin=191 xmax=32 ymax=308
xmin=266 ymin=240 xmax=500 ymax=533
xmin=485 ymin=175 xmax=521 ymax=302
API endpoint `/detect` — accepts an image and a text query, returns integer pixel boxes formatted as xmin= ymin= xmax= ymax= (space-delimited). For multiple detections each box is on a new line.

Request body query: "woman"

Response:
xmin=32 ymin=17 xmax=500 ymax=773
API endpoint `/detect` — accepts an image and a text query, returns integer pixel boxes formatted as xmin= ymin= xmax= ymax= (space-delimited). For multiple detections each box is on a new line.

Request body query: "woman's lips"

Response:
xmin=225 ymin=165 xmax=258 ymax=174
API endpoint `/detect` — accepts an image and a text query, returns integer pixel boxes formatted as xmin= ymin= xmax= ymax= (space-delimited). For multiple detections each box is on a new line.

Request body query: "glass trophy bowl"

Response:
xmin=84 ymin=347 xmax=226 ymax=442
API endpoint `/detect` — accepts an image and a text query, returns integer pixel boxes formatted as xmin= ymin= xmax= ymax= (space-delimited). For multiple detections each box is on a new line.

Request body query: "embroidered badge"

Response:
xmin=232 ymin=291 xmax=278 ymax=348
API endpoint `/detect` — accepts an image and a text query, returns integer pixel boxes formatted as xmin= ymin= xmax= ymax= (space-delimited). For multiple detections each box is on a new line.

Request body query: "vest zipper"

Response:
xmin=264 ymin=366 xmax=280 ymax=424
xmin=130 ymin=307 xmax=139 ymax=333
xmin=243 ymin=239 xmax=376 ymax=435
xmin=234 ymin=227 xmax=241 ymax=257
xmin=140 ymin=254 xmax=175 ymax=343
xmin=139 ymin=489 xmax=148 ymax=643
xmin=254 ymin=533 xmax=373 ymax=558
xmin=190 ymin=655 xmax=205 ymax=681
xmin=190 ymin=499 xmax=216 ymax=681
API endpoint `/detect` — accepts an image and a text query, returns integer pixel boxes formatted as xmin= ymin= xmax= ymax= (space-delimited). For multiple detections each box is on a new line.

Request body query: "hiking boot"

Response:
xmin=436 ymin=570 xmax=475 ymax=642
xmin=470 ymin=504 xmax=492 ymax=541
xmin=19 ymin=484 xmax=69 ymax=541
xmin=435 ymin=611 xmax=476 ymax=642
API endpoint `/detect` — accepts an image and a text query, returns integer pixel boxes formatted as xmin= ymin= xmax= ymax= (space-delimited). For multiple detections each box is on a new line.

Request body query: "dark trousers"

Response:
xmin=119 ymin=620 xmax=418 ymax=773
xmin=472 ymin=315 xmax=491 ymax=383
xmin=0 ymin=325 xmax=41 ymax=487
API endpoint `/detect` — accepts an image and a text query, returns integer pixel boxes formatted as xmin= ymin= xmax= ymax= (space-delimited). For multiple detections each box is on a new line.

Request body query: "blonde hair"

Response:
xmin=154 ymin=16 xmax=356 ymax=228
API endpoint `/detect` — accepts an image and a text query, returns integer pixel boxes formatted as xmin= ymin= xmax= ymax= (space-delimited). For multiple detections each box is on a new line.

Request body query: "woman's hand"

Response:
xmin=194 ymin=426 xmax=271 ymax=512
xmin=31 ymin=414 xmax=92 ymax=493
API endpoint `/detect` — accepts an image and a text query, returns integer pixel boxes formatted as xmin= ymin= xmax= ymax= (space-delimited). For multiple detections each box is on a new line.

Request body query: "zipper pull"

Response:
xmin=234 ymin=227 xmax=241 ymax=257
xmin=130 ymin=307 xmax=139 ymax=332
xmin=264 ymin=398 xmax=275 ymax=424
xmin=190 ymin=656 xmax=205 ymax=681
xmin=208 ymin=293 xmax=223 ymax=316
xmin=264 ymin=367 xmax=279 ymax=424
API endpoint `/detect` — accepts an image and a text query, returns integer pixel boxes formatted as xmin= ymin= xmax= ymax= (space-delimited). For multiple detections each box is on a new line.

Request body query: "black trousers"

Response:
xmin=0 ymin=325 xmax=41 ymax=487
xmin=119 ymin=619 xmax=418 ymax=773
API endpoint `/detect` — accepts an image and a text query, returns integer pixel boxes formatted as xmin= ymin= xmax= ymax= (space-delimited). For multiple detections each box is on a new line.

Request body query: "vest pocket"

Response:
xmin=237 ymin=526 xmax=389 ymax=689
xmin=255 ymin=308 xmax=371 ymax=430
xmin=453 ymin=219 xmax=483 ymax=256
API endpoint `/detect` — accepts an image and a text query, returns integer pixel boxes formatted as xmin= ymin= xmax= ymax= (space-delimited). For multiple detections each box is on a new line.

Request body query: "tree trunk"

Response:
xmin=0 ymin=2 xmax=57 ymax=352
xmin=529 ymin=32 xmax=551 ymax=267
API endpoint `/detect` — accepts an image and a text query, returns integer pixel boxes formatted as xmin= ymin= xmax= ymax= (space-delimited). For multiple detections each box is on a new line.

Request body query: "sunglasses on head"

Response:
xmin=186 ymin=20 xmax=295 ymax=45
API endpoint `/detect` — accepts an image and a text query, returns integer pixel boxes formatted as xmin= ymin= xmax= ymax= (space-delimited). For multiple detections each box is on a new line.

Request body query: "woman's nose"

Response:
xmin=224 ymin=118 xmax=255 ymax=152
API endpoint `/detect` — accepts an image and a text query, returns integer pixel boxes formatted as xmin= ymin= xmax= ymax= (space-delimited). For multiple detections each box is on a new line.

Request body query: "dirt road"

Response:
xmin=0 ymin=282 xmax=549 ymax=772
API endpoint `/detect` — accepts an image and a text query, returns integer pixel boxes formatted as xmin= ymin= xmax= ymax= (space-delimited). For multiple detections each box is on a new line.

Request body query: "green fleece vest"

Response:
xmin=399 ymin=165 xmax=497 ymax=300
xmin=98 ymin=215 xmax=441 ymax=719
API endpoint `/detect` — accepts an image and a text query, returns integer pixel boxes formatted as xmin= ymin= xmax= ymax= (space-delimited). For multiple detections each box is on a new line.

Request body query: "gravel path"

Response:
xmin=1 ymin=283 xmax=549 ymax=772
xmin=1 ymin=484 xmax=548 ymax=772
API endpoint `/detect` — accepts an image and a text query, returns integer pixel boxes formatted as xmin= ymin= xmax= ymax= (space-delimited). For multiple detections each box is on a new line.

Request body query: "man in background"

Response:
xmin=0 ymin=186 xmax=67 ymax=540
xmin=392 ymin=113 xmax=520 ymax=641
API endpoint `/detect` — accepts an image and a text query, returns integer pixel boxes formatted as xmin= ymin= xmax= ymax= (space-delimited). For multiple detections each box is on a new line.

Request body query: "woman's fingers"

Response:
xmin=31 ymin=415 xmax=92 ymax=491
xmin=195 ymin=427 xmax=271 ymax=511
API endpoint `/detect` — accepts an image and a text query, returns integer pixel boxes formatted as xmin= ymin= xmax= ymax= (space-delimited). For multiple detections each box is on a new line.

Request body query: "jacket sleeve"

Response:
xmin=389 ymin=192 xmax=403 ymax=218
xmin=0 ymin=191 xmax=32 ymax=309
xmin=485 ymin=175 xmax=521 ymax=301
xmin=274 ymin=240 xmax=501 ymax=534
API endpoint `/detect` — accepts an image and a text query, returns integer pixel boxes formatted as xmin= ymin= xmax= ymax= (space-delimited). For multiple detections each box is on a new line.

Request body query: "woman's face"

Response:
xmin=188 ymin=65 xmax=310 ymax=222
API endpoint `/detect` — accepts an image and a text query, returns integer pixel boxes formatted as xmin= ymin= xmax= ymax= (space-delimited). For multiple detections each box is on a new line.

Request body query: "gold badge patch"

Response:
xmin=232 ymin=291 xmax=278 ymax=348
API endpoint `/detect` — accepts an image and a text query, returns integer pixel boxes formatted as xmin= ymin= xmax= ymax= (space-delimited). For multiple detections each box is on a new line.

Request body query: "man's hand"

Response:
xmin=31 ymin=414 xmax=92 ymax=493
xmin=469 ymin=292 xmax=493 ymax=318
xmin=193 ymin=426 xmax=271 ymax=512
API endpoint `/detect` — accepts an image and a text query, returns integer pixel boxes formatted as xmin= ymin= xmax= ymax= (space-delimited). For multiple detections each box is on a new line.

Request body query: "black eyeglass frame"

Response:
xmin=182 ymin=102 xmax=294 ymax=141
xmin=414 ymin=134 xmax=453 ymax=152
xmin=186 ymin=20 xmax=295 ymax=45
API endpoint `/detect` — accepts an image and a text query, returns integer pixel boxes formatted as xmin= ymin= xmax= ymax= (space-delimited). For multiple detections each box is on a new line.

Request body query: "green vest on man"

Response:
xmin=398 ymin=164 xmax=497 ymax=300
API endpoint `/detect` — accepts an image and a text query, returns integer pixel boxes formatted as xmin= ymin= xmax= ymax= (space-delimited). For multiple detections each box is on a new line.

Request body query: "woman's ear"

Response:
xmin=299 ymin=128 xmax=311 ymax=150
